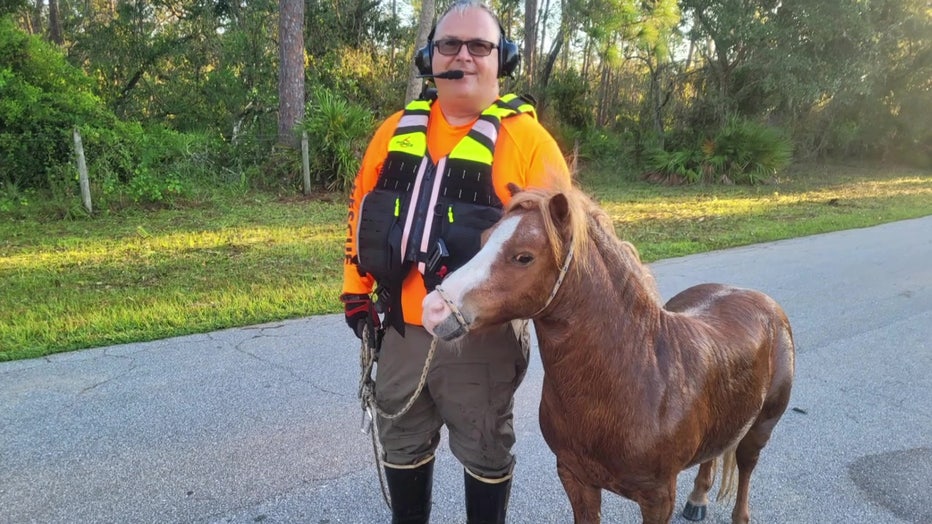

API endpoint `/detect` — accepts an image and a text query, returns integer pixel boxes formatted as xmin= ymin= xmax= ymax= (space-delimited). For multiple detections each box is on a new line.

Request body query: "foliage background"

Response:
xmin=0 ymin=0 xmax=930 ymax=359
xmin=1 ymin=0 xmax=929 ymax=205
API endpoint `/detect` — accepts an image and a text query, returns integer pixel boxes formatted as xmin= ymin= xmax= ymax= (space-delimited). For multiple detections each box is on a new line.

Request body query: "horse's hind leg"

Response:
xmin=731 ymin=406 xmax=788 ymax=524
xmin=731 ymin=353 xmax=793 ymax=524
xmin=557 ymin=462 xmax=602 ymax=523
xmin=730 ymin=431 xmax=764 ymax=523
xmin=682 ymin=459 xmax=716 ymax=521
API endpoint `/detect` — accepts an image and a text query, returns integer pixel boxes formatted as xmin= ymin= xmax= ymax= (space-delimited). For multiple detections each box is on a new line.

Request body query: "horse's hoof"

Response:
xmin=682 ymin=501 xmax=707 ymax=521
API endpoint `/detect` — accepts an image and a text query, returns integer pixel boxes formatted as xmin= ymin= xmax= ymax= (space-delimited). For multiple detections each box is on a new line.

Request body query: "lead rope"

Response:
xmin=358 ymin=237 xmax=574 ymax=509
xmin=358 ymin=325 xmax=439 ymax=509
xmin=433 ymin=286 xmax=469 ymax=327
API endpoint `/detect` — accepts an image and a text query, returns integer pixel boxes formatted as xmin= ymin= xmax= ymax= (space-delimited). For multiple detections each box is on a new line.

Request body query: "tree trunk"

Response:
xmin=560 ymin=11 xmax=572 ymax=72
xmin=597 ymin=57 xmax=611 ymax=126
xmin=390 ymin=0 xmax=398 ymax=63
xmin=29 ymin=0 xmax=42 ymax=36
xmin=540 ymin=29 xmax=563 ymax=88
xmin=278 ymin=0 xmax=305 ymax=148
xmin=523 ymin=0 xmax=537 ymax=85
xmin=48 ymin=0 xmax=63 ymax=45
xmin=405 ymin=0 xmax=435 ymax=104
xmin=538 ymin=0 xmax=551 ymax=72
xmin=647 ymin=60 xmax=665 ymax=147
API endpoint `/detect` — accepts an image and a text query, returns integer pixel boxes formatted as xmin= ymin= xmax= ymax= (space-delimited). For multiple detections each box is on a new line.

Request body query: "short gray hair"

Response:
xmin=437 ymin=0 xmax=503 ymax=33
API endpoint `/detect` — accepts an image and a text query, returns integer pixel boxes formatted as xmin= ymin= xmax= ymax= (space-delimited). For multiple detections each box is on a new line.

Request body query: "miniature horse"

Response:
xmin=422 ymin=185 xmax=795 ymax=524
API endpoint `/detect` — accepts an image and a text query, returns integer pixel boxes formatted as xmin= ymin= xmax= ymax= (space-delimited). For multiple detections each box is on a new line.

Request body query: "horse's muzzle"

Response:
xmin=430 ymin=316 xmax=469 ymax=341
xmin=422 ymin=290 xmax=470 ymax=341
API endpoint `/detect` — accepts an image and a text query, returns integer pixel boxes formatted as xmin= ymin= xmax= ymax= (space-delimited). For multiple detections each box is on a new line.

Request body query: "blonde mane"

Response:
xmin=505 ymin=186 xmax=662 ymax=303
xmin=505 ymin=186 xmax=596 ymax=271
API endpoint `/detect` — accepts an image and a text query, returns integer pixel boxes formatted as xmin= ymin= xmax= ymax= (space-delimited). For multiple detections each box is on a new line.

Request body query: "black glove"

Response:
xmin=340 ymin=293 xmax=380 ymax=340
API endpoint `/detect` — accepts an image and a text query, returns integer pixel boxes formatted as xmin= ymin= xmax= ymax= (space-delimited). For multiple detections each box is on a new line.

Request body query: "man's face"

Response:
xmin=431 ymin=7 xmax=501 ymax=102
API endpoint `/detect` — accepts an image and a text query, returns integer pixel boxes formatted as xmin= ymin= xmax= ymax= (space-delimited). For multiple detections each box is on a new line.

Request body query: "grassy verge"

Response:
xmin=1 ymin=163 xmax=930 ymax=361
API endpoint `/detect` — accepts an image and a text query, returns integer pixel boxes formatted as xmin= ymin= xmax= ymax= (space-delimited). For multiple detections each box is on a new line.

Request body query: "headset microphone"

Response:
xmin=417 ymin=70 xmax=465 ymax=80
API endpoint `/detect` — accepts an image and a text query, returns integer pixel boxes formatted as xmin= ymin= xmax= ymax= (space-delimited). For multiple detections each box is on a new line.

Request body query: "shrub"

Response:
xmin=91 ymin=124 xmax=211 ymax=205
xmin=546 ymin=70 xmax=594 ymax=130
xmin=0 ymin=17 xmax=207 ymax=209
xmin=645 ymin=148 xmax=704 ymax=184
xmin=0 ymin=16 xmax=105 ymax=191
xmin=298 ymin=86 xmax=375 ymax=192
xmin=645 ymin=118 xmax=793 ymax=185
xmin=706 ymin=116 xmax=793 ymax=184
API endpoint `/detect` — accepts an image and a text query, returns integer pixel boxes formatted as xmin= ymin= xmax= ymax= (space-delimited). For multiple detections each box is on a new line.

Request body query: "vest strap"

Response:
xmin=356 ymin=94 xmax=536 ymax=330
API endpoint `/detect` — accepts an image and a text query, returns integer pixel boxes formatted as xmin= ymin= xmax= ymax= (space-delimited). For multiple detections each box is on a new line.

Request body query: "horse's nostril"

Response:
xmin=426 ymin=303 xmax=440 ymax=318
xmin=427 ymin=294 xmax=445 ymax=313
xmin=422 ymin=292 xmax=452 ymax=330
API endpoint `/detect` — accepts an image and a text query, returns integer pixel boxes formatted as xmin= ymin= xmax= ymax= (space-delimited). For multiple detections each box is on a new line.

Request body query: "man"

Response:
xmin=340 ymin=1 xmax=571 ymax=522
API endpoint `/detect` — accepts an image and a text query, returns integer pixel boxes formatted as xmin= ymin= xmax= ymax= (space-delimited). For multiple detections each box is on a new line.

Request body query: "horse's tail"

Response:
xmin=715 ymin=446 xmax=738 ymax=502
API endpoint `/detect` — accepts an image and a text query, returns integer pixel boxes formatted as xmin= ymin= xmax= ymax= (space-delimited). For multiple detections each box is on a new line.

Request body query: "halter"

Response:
xmin=530 ymin=238 xmax=575 ymax=317
xmin=434 ymin=235 xmax=576 ymax=335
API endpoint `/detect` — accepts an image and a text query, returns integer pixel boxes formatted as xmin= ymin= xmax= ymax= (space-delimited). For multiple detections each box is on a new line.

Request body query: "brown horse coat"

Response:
xmin=422 ymin=186 xmax=795 ymax=524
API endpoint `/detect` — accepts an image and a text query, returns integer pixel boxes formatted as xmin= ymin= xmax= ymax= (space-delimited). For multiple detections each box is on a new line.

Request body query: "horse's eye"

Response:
xmin=513 ymin=253 xmax=534 ymax=266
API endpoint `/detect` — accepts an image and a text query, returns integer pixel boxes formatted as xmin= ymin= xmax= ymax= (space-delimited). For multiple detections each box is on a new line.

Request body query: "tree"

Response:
xmin=405 ymin=0 xmax=435 ymax=104
xmin=524 ymin=0 xmax=537 ymax=85
xmin=0 ymin=0 xmax=27 ymax=17
xmin=46 ymin=0 xmax=61 ymax=44
xmin=680 ymin=0 xmax=776 ymax=127
xmin=278 ymin=0 xmax=305 ymax=148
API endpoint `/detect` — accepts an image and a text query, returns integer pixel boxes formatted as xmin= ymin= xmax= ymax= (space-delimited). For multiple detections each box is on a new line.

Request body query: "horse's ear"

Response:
xmin=506 ymin=182 xmax=523 ymax=197
xmin=548 ymin=192 xmax=570 ymax=228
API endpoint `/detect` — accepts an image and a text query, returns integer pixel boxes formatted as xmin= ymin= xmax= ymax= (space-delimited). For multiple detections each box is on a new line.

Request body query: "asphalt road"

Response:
xmin=2 ymin=216 xmax=930 ymax=524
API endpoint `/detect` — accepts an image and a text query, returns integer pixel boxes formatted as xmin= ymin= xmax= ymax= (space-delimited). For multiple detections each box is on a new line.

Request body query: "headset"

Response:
xmin=414 ymin=23 xmax=520 ymax=78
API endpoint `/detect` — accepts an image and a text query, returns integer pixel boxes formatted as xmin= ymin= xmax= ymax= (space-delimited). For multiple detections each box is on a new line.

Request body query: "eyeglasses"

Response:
xmin=433 ymin=38 xmax=498 ymax=57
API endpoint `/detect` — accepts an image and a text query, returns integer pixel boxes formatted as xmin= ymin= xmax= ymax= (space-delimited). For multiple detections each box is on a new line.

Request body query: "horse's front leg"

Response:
xmin=634 ymin=477 xmax=677 ymax=524
xmin=557 ymin=461 xmax=602 ymax=524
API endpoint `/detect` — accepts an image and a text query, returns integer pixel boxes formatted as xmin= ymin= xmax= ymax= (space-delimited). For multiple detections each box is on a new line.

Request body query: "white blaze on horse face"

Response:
xmin=437 ymin=215 xmax=522 ymax=309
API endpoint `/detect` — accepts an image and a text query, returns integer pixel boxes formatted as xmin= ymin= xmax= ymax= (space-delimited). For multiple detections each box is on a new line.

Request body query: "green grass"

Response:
xmin=2 ymin=163 xmax=930 ymax=361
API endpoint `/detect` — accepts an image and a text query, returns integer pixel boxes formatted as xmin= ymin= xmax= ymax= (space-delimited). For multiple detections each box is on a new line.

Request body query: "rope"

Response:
xmin=360 ymin=336 xmax=437 ymax=421
xmin=358 ymin=233 xmax=574 ymax=509
xmin=433 ymin=286 xmax=469 ymax=328
xmin=358 ymin=325 xmax=439 ymax=510
xmin=355 ymin=236 xmax=575 ymax=509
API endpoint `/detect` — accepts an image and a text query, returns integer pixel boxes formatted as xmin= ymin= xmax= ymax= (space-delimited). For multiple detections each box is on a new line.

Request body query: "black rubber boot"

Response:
xmin=464 ymin=469 xmax=512 ymax=524
xmin=384 ymin=458 xmax=434 ymax=524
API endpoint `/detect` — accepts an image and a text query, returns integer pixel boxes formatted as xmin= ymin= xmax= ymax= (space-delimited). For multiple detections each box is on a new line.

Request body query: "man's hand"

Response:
xmin=340 ymin=293 xmax=380 ymax=339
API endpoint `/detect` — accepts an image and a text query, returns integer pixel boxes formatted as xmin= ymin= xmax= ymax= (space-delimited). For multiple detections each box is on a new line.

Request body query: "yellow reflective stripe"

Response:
xmin=390 ymin=95 xmax=532 ymax=168
xmin=387 ymin=99 xmax=431 ymax=155
xmin=447 ymin=205 xmax=454 ymax=223
xmin=516 ymin=103 xmax=535 ymax=117
xmin=394 ymin=197 xmax=400 ymax=217
xmin=498 ymin=93 xmax=536 ymax=119
xmin=448 ymin=135 xmax=494 ymax=164
xmin=407 ymin=99 xmax=431 ymax=112
xmin=500 ymin=93 xmax=518 ymax=102
xmin=388 ymin=131 xmax=427 ymax=156
xmin=483 ymin=105 xmax=518 ymax=120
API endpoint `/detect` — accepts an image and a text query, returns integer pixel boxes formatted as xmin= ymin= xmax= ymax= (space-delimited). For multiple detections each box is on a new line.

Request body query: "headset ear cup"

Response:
xmin=415 ymin=27 xmax=436 ymax=76
xmin=415 ymin=44 xmax=432 ymax=75
xmin=499 ymin=37 xmax=520 ymax=77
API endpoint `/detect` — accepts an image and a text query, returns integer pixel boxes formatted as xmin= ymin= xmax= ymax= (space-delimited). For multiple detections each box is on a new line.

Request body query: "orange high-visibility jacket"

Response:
xmin=342 ymin=98 xmax=571 ymax=326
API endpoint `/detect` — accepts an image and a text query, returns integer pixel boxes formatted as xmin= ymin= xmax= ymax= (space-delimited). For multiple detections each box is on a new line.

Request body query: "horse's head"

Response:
xmin=422 ymin=185 xmax=587 ymax=341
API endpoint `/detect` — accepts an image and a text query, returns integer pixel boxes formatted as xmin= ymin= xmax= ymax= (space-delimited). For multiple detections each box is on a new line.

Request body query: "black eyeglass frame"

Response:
xmin=432 ymin=38 xmax=499 ymax=57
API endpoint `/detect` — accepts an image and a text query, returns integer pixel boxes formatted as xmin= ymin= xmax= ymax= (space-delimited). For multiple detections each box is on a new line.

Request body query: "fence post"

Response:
xmin=73 ymin=127 xmax=92 ymax=214
xmin=301 ymin=131 xmax=311 ymax=195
